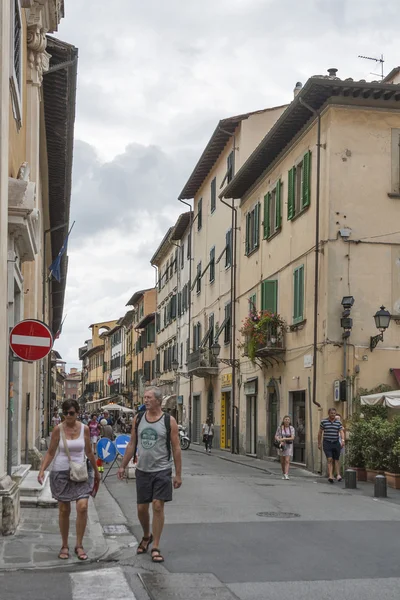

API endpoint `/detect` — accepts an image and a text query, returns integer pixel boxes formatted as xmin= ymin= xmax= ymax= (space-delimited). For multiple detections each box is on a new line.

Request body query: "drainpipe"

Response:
xmin=299 ymin=97 xmax=322 ymax=413
xmin=179 ymin=199 xmax=193 ymax=438
xmin=219 ymin=131 xmax=239 ymax=454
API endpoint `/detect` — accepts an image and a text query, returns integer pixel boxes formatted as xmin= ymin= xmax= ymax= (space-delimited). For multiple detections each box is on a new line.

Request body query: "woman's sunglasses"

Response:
xmin=63 ymin=410 xmax=76 ymax=417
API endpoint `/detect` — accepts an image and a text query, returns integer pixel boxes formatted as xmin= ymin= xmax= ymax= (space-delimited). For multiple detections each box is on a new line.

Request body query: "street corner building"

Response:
xmin=0 ymin=0 xmax=77 ymax=535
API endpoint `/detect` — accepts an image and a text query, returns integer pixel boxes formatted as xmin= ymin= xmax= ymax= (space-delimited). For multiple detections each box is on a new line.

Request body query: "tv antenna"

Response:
xmin=358 ymin=54 xmax=385 ymax=80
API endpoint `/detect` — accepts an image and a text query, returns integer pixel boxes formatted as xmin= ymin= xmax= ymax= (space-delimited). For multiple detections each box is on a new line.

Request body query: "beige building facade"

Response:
xmin=0 ymin=1 xmax=77 ymax=535
xmin=222 ymin=71 xmax=400 ymax=469
xmin=178 ymin=105 xmax=287 ymax=446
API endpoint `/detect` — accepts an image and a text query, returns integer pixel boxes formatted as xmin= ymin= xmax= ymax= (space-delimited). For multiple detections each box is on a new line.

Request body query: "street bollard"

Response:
xmin=345 ymin=469 xmax=357 ymax=489
xmin=374 ymin=475 xmax=387 ymax=498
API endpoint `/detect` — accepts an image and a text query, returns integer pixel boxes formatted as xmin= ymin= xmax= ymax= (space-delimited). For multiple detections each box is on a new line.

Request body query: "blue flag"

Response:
xmin=49 ymin=222 xmax=74 ymax=282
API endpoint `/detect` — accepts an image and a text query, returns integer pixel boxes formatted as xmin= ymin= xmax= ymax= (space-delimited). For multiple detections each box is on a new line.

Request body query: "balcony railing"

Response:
xmin=187 ymin=347 xmax=219 ymax=378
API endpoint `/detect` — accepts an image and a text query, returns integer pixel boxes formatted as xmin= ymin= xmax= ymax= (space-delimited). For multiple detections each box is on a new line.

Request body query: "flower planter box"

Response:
xmin=350 ymin=467 xmax=367 ymax=482
xmin=384 ymin=472 xmax=400 ymax=489
xmin=366 ymin=468 xmax=384 ymax=483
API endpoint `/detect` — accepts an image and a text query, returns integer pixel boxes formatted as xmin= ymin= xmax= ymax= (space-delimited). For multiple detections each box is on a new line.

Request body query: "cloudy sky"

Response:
xmin=54 ymin=0 xmax=399 ymax=369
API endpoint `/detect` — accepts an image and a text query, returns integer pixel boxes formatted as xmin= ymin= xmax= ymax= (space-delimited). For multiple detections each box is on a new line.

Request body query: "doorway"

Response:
xmin=192 ymin=394 xmax=201 ymax=444
xmin=246 ymin=394 xmax=257 ymax=455
xmin=292 ymin=391 xmax=306 ymax=463
xmin=221 ymin=391 xmax=231 ymax=449
xmin=268 ymin=390 xmax=278 ymax=455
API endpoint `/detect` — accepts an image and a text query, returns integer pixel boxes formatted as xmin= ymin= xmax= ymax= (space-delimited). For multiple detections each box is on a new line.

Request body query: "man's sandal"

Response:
xmin=74 ymin=546 xmax=88 ymax=561
xmin=137 ymin=534 xmax=153 ymax=555
xmin=58 ymin=546 xmax=69 ymax=560
xmin=151 ymin=548 xmax=164 ymax=563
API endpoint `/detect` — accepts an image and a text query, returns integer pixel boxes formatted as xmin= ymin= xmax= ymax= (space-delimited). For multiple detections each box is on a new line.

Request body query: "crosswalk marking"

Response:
xmin=70 ymin=567 xmax=137 ymax=600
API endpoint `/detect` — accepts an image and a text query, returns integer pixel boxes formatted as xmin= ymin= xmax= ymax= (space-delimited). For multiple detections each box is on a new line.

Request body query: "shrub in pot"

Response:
xmin=347 ymin=419 xmax=368 ymax=480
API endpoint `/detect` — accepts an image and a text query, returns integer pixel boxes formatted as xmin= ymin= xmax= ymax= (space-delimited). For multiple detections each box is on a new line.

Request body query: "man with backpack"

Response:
xmin=117 ymin=386 xmax=182 ymax=564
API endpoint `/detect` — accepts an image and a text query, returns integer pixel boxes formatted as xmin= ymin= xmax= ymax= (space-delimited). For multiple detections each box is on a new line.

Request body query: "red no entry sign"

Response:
xmin=10 ymin=319 xmax=53 ymax=362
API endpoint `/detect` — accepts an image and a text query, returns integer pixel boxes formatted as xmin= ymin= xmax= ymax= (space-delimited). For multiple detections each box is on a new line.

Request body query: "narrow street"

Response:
xmin=3 ymin=449 xmax=400 ymax=599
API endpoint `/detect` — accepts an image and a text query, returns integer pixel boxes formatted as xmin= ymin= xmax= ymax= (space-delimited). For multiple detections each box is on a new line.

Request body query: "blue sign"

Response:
xmin=115 ymin=434 xmax=130 ymax=456
xmin=97 ymin=438 xmax=117 ymax=463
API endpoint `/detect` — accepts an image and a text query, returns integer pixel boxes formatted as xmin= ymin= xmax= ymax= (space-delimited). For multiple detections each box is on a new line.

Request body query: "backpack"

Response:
xmin=134 ymin=412 xmax=171 ymax=462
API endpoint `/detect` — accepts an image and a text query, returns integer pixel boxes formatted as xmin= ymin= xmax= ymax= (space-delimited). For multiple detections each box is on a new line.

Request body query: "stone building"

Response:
xmin=0 ymin=0 xmax=77 ymax=535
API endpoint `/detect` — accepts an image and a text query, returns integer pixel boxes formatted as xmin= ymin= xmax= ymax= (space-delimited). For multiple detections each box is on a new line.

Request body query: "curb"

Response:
xmin=188 ymin=445 xmax=317 ymax=478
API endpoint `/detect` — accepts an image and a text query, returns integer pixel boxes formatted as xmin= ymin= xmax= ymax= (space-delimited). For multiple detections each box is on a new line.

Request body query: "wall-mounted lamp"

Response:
xmin=172 ymin=359 xmax=179 ymax=372
xmin=267 ymin=376 xmax=281 ymax=393
xmin=370 ymin=306 xmax=391 ymax=351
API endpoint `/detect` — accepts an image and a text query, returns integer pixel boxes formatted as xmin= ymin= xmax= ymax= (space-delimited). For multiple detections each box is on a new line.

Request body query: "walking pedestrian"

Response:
xmin=202 ymin=417 xmax=214 ymax=454
xmin=51 ymin=409 xmax=61 ymax=429
xmin=100 ymin=418 xmax=114 ymax=440
xmin=88 ymin=414 xmax=100 ymax=454
xmin=37 ymin=399 xmax=100 ymax=561
xmin=275 ymin=415 xmax=295 ymax=479
xmin=318 ymin=407 xmax=345 ymax=483
xmin=117 ymin=386 xmax=182 ymax=564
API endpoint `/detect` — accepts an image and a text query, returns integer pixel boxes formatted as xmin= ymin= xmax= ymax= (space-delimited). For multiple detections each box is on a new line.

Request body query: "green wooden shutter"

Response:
xmin=302 ymin=151 xmax=311 ymax=208
xmin=261 ymin=280 xmax=278 ymax=313
xmin=293 ymin=265 xmax=304 ymax=323
xmin=263 ymin=193 xmax=270 ymax=239
xmin=245 ymin=213 xmax=250 ymax=254
xmin=288 ymin=167 xmax=295 ymax=220
xmin=275 ymin=180 xmax=282 ymax=230
xmin=254 ymin=203 xmax=260 ymax=248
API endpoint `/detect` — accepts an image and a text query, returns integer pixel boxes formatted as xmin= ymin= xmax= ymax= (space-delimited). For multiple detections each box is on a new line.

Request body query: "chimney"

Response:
xmin=293 ymin=82 xmax=303 ymax=98
xmin=327 ymin=68 xmax=338 ymax=77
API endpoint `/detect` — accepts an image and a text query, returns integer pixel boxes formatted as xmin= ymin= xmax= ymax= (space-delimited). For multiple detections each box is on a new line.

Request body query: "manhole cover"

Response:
xmin=319 ymin=491 xmax=350 ymax=496
xmin=256 ymin=483 xmax=274 ymax=487
xmin=256 ymin=511 xmax=300 ymax=518
xmin=102 ymin=524 xmax=129 ymax=535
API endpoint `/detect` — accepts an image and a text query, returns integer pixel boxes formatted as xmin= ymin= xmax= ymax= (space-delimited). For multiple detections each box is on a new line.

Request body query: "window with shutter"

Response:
xmin=156 ymin=353 xmax=160 ymax=375
xmin=180 ymin=342 xmax=183 ymax=367
xmin=196 ymin=262 xmax=202 ymax=294
xmin=275 ymin=180 xmax=282 ymax=230
xmin=209 ymin=313 xmax=214 ymax=347
xmin=144 ymin=361 xmax=151 ymax=381
xmin=263 ymin=193 xmax=270 ymax=239
xmin=288 ymin=167 xmax=295 ymax=220
xmin=178 ymin=292 xmax=182 ymax=316
xmin=211 ymin=177 xmax=216 ymax=213
xmin=171 ymin=294 xmax=177 ymax=319
xmin=187 ymin=232 xmax=191 ymax=259
xmin=293 ymin=265 xmax=305 ymax=323
xmin=147 ymin=321 xmax=155 ymax=344
xmin=210 ymin=247 xmax=215 ymax=282
xmin=10 ymin=0 xmax=22 ymax=127
xmin=181 ymin=243 xmax=184 ymax=269
xmin=261 ymin=280 xmax=278 ymax=314
xmin=249 ymin=294 xmax=256 ymax=313
xmin=225 ymin=229 xmax=232 ymax=268
xmin=156 ymin=312 xmax=161 ymax=333
xmin=246 ymin=204 xmax=261 ymax=254
xmin=227 ymin=151 xmax=234 ymax=183
xmin=186 ymin=338 xmax=190 ymax=363
xmin=302 ymin=151 xmax=311 ymax=208
xmin=224 ymin=303 xmax=232 ymax=344
xmin=197 ymin=198 xmax=202 ymax=231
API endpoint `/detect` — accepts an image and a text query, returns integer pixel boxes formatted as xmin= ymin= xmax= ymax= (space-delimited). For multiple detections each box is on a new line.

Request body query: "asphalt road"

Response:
xmin=3 ymin=449 xmax=400 ymax=600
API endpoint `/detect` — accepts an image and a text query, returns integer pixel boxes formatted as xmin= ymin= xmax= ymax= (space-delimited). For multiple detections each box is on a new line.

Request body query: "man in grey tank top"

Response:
xmin=118 ymin=386 xmax=182 ymax=564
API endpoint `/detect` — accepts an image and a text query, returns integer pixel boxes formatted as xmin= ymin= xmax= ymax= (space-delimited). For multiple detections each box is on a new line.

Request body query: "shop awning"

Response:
xmin=162 ymin=394 xmax=176 ymax=409
xmin=360 ymin=390 xmax=400 ymax=408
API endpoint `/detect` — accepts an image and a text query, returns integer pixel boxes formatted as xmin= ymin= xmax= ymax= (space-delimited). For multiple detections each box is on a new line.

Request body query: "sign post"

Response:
xmin=8 ymin=320 xmax=53 ymax=475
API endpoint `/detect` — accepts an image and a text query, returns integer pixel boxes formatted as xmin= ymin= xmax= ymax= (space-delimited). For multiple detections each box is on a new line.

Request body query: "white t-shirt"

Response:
xmin=203 ymin=423 xmax=214 ymax=436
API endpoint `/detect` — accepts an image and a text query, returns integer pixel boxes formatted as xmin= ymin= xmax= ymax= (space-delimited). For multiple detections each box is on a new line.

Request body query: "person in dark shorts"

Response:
xmin=118 ymin=387 xmax=182 ymax=563
xmin=318 ymin=407 xmax=345 ymax=483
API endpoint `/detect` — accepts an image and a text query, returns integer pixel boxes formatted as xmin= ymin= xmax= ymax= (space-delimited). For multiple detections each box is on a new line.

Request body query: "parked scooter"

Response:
xmin=179 ymin=425 xmax=190 ymax=450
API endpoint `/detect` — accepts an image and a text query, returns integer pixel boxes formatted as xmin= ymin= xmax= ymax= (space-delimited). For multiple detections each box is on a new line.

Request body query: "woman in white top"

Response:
xmin=275 ymin=415 xmax=295 ymax=480
xmin=202 ymin=417 xmax=214 ymax=454
xmin=38 ymin=399 xmax=100 ymax=561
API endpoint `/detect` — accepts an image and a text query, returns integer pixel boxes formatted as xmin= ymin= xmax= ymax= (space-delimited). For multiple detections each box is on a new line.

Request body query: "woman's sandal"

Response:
xmin=137 ymin=534 xmax=153 ymax=555
xmin=151 ymin=548 xmax=164 ymax=563
xmin=58 ymin=546 xmax=69 ymax=560
xmin=74 ymin=546 xmax=88 ymax=561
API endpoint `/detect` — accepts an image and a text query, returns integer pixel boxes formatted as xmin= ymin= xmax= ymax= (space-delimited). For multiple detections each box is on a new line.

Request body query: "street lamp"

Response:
xmin=211 ymin=341 xmax=221 ymax=358
xmin=172 ymin=358 xmax=179 ymax=372
xmin=370 ymin=306 xmax=391 ymax=351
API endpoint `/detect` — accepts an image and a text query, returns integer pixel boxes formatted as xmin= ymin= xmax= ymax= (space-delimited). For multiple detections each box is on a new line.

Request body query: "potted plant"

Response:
xmin=384 ymin=417 xmax=400 ymax=489
xmin=347 ymin=419 xmax=368 ymax=481
xmin=239 ymin=310 xmax=286 ymax=363
xmin=363 ymin=418 xmax=389 ymax=481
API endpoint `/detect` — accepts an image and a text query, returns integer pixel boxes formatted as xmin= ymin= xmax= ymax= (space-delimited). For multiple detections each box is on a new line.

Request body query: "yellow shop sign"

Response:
xmin=221 ymin=373 xmax=232 ymax=388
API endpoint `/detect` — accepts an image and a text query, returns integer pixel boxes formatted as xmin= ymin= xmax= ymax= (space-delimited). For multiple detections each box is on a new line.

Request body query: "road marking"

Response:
xmin=71 ymin=567 xmax=137 ymax=599
xmin=11 ymin=334 xmax=51 ymax=347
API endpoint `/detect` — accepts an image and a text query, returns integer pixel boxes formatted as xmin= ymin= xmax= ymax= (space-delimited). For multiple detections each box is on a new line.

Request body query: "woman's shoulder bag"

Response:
xmin=60 ymin=424 xmax=89 ymax=482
